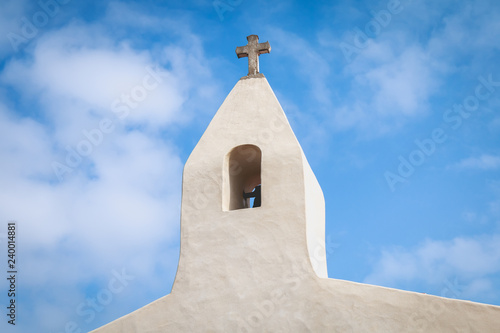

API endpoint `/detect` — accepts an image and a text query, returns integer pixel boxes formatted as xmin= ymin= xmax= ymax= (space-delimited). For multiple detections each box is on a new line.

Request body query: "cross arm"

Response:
xmin=235 ymin=46 xmax=249 ymax=58
xmin=257 ymin=41 xmax=271 ymax=55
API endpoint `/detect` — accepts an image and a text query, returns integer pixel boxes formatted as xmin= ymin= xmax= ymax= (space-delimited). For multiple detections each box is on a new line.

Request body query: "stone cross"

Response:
xmin=235 ymin=35 xmax=271 ymax=76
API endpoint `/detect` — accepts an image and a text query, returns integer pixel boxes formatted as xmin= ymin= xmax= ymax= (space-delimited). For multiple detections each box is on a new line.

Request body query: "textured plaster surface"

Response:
xmin=93 ymin=76 xmax=500 ymax=332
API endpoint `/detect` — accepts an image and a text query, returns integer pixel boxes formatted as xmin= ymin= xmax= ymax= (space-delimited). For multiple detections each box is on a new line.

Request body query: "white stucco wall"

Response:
xmin=93 ymin=76 xmax=500 ymax=333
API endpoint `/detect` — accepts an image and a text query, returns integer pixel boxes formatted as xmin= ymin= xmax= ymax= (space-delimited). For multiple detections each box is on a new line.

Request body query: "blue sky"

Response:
xmin=0 ymin=0 xmax=499 ymax=331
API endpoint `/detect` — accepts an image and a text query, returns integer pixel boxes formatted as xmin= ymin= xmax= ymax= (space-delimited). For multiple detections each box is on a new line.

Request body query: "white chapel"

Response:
xmin=93 ymin=35 xmax=500 ymax=333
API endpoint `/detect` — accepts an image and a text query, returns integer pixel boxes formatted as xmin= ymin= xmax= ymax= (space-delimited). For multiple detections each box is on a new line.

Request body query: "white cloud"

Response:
xmin=318 ymin=0 xmax=500 ymax=137
xmin=427 ymin=1 xmax=500 ymax=60
xmin=317 ymin=29 xmax=444 ymax=136
xmin=1 ymin=23 xmax=187 ymax=133
xmin=331 ymin=32 xmax=445 ymax=136
xmin=0 ymin=102 xmax=184 ymax=273
xmin=269 ymin=28 xmax=332 ymax=106
xmin=0 ymin=4 xmax=218 ymax=331
xmin=364 ymin=234 xmax=500 ymax=303
xmin=266 ymin=27 xmax=442 ymax=139
xmin=452 ymin=154 xmax=500 ymax=170
xmin=362 ymin=46 xmax=437 ymax=117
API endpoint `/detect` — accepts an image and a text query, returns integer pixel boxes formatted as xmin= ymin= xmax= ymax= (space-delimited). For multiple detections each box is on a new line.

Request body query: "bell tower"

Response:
xmin=174 ymin=50 xmax=328 ymax=295
xmin=93 ymin=35 xmax=500 ymax=333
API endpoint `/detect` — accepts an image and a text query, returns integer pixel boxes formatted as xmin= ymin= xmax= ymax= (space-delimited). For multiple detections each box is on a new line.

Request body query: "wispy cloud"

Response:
xmin=364 ymin=234 xmax=500 ymax=303
xmin=1 ymin=23 xmax=187 ymax=131
xmin=332 ymin=45 xmax=441 ymax=135
xmin=313 ymin=0 xmax=500 ymax=137
xmin=0 ymin=3 xmax=218 ymax=331
xmin=451 ymin=154 xmax=500 ymax=170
